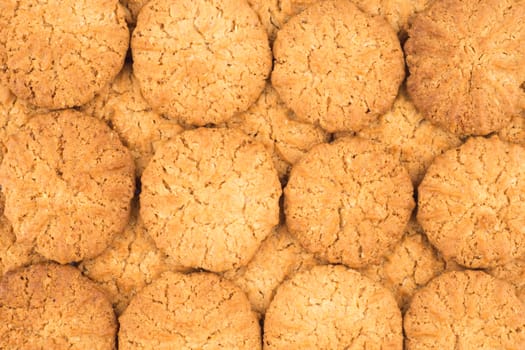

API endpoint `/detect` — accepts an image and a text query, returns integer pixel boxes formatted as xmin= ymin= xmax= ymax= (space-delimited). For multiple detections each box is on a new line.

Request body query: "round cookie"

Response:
xmin=0 ymin=263 xmax=117 ymax=349
xmin=498 ymin=113 xmax=525 ymax=146
xmin=119 ymin=272 xmax=261 ymax=349
xmin=359 ymin=218 xmax=446 ymax=312
xmin=225 ymin=84 xmax=329 ymax=180
xmin=418 ymin=136 xmax=525 ymax=268
xmin=80 ymin=204 xmax=191 ymax=315
xmin=405 ymin=0 xmax=525 ymax=136
xmin=132 ymin=0 xmax=271 ymax=126
xmin=404 ymin=270 xmax=525 ymax=349
xmin=81 ymin=64 xmax=185 ymax=176
xmin=284 ymin=136 xmax=414 ymax=268
xmin=487 ymin=258 xmax=525 ymax=305
xmin=0 ymin=110 xmax=135 ymax=263
xmin=272 ymin=0 xmax=405 ymax=133
xmin=264 ymin=264 xmax=402 ymax=349
xmin=140 ymin=127 xmax=281 ymax=272
xmin=2 ymin=0 xmax=129 ymax=109
xmin=223 ymin=225 xmax=319 ymax=316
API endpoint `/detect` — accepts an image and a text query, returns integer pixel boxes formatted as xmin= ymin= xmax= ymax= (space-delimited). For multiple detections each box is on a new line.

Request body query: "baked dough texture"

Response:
xmin=81 ymin=64 xmax=185 ymax=176
xmin=118 ymin=271 xmax=261 ymax=349
xmin=223 ymin=225 xmax=319 ymax=316
xmin=487 ymin=258 xmax=525 ymax=305
xmin=1 ymin=0 xmax=129 ymax=109
xmin=263 ymin=264 xmax=403 ymax=349
xmin=0 ymin=110 xmax=135 ymax=263
xmin=284 ymin=136 xmax=414 ymax=268
xmin=272 ymin=0 xmax=405 ymax=133
xmin=498 ymin=113 xmax=525 ymax=146
xmin=0 ymin=263 xmax=117 ymax=350
xmin=225 ymin=84 xmax=329 ymax=180
xmin=140 ymin=127 xmax=281 ymax=272
xmin=418 ymin=136 xmax=525 ymax=268
xmin=405 ymin=0 xmax=525 ymax=136
xmin=404 ymin=270 xmax=525 ymax=349
xmin=131 ymin=0 xmax=272 ymax=126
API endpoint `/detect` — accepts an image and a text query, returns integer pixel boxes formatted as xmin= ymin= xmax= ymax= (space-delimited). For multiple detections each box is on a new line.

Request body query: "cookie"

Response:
xmin=119 ymin=271 xmax=261 ymax=349
xmin=121 ymin=0 xmax=149 ymax=25
xmin=418 ymin=136 xmax=525 ymax=268
xmin=132 ymin=0 xmax=271 ymax=126
xmin=359 ymin=218 xmax=445 ymax=312
xmin=405 ymin=0 xmax=525 ymax=136
xmin=404 ymin=270 xmax=525 ymax=349
xmin=284 ymin=137 xmax=414 ymax=268
xmin=225 ymin=84 xmax=329 ymax=180
xmin=0 ymin=263 xmax=117 ymax=349
xmin=140 ymin=127 xmax=281 ymax=272
xmin=487 ymin=258 xmax=525 ymax=305
xmin=2 ymin=0 xmax=129 ymax=109
xmin=272 ymin=0 xmax=404 ymax=133
xmin=81 ymin=64 xmax=185 ymax=177
xmin=223 ymin=225 xmax=319 ymax=316
xmin=264 ymin=264 xmax=402 ymax=349
xmin=80 ymin=204 xmax=190 ymax=315
xmin=0 ymin=110 xmax=135 ymax=263
xmin=498 ymin=113 xmax=525 ymax=146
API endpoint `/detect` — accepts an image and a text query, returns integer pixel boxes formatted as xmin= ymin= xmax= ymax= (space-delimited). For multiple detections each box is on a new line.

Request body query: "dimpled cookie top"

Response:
xmin=0 ymin=110 xmax=135 ymax=263
xmin=405 ymin=0 xmax=525 ymax=136
xmin=1 ymin=0 xmax=129 ymax=109
xmin=131 ymin=0 xmax=272 ymax=126
xmin=418 ymin=136 xmax=525 ymax=269
xmin=272 ymin=0 xmax=405 ymax=133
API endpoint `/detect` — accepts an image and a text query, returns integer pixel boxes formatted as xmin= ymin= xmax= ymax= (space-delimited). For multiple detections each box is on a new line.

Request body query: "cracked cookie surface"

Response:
xmin=263 ymin=264 xmax=402 ymax=349
xmin=498 ymin=113 xmax=525 ymax=146
xmin=0 ymin=263 xmax=117 ymax=350
xmin=2 ymin=0 xmax=129 ymax=109
xmin=284 ymin=136 xmax=414 ymax=268
xmin=272 ymin=0 xmax=404 ymax=133
xmin=119 ymin=271 xmax=261 ymax=349
xmin=418 ymin=136 xmax=525 ymax=268
xmin=404 ymin=270 xmax=525 ymax=349
xmin=405 ymin=0 xmax=525 ymax=136
xmin=487 ymin=258 xmax=525 ymax=305
xmin=81 ymin=64 xmax=185 ymax=177
xmin=140 ymin=127 xmax=281 ymax=272
xmin=0 ymin=110 xmax=135 ymax=263
xmin=132 ymin=0 xmax=271 ymax=126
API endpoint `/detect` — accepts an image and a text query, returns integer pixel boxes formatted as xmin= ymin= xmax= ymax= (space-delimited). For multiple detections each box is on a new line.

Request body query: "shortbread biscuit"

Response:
xmin=119 ymin=272 xmax=261 ymax=350
xmin=418 ymin=136 xmax=525 ymax=268
xmin=405 ymin=0 xmax=525 ymax=136
xmin=81 ymin=64 xmax=185 ymax=176
xmin=223 ymin=225 xmax=319 ymax=316
xmin=284 ymin=137 xmax=414 ymax=268
xmin=0 ymin=263 xmax=117 ymax=349
xmin=264 ymin=264 xmax=402 ymax=349
xmin=2 ymin=0 xmax=129 ymax=108
xmin=0 ymin=110 xmax=135 ymax=263
xmin=487 ymin=258 xmax=525 ymax=305
xmin=132 ymin=0 xmax=271 ymax=126
xmin=140 ymin=128 xmax=281 ymax=272
xmin=272 ymin=0 xmax=404 ymax=132
xmin=404 ymin=270 xmax=525 ymax=349
xmin=225 ymin=84 xmax=329 ymax=180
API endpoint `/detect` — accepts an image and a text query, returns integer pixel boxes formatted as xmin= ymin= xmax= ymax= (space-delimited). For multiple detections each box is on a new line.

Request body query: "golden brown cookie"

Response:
xmin=264 ymin=264 xmax=402 ymax=349
xmin=487 ymin=258 xmax=525 ymax=305
xmin=80 ymin=204 xmax=190 ymax=315
xmin=272 ymin=0 xmax=404 ymax=133
xmin=498 ymin=113 xmax=525 ymax=146
xmin=225 ymin=84 xmax=329 ymax=180
xmin=284 ymin=137 xmax=414 ymax=268
xmin=121 ymin=0 xmax=149 ymax=25
xmin=132 ymin=0 xmax=271 ymax=126
xmin=418 ymin=136 xmax=525 ymax=268
xmin=404 ymin=270 xmax=525 ymax=349
xmin=0 ymin=110 xmax=135 ymax=263
xmin=81 ymin=64 xmax=185 ymax=177
xmin=0 ymin=263 xmax=117 ymax=349
xmin=223 ymin=225 xmax=319 ymax=316
xmin=359 ymin=218 xmax=445 ymax=312
xmin=2 ymin=0 xmax=129 ymax=109
xmin=119 ymin=272 xmax=261 ymax=349
xmin=405 ymin=0 xmax=525 ymax=136
xmin=140 ymin=128 xmax=281 ymax=272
